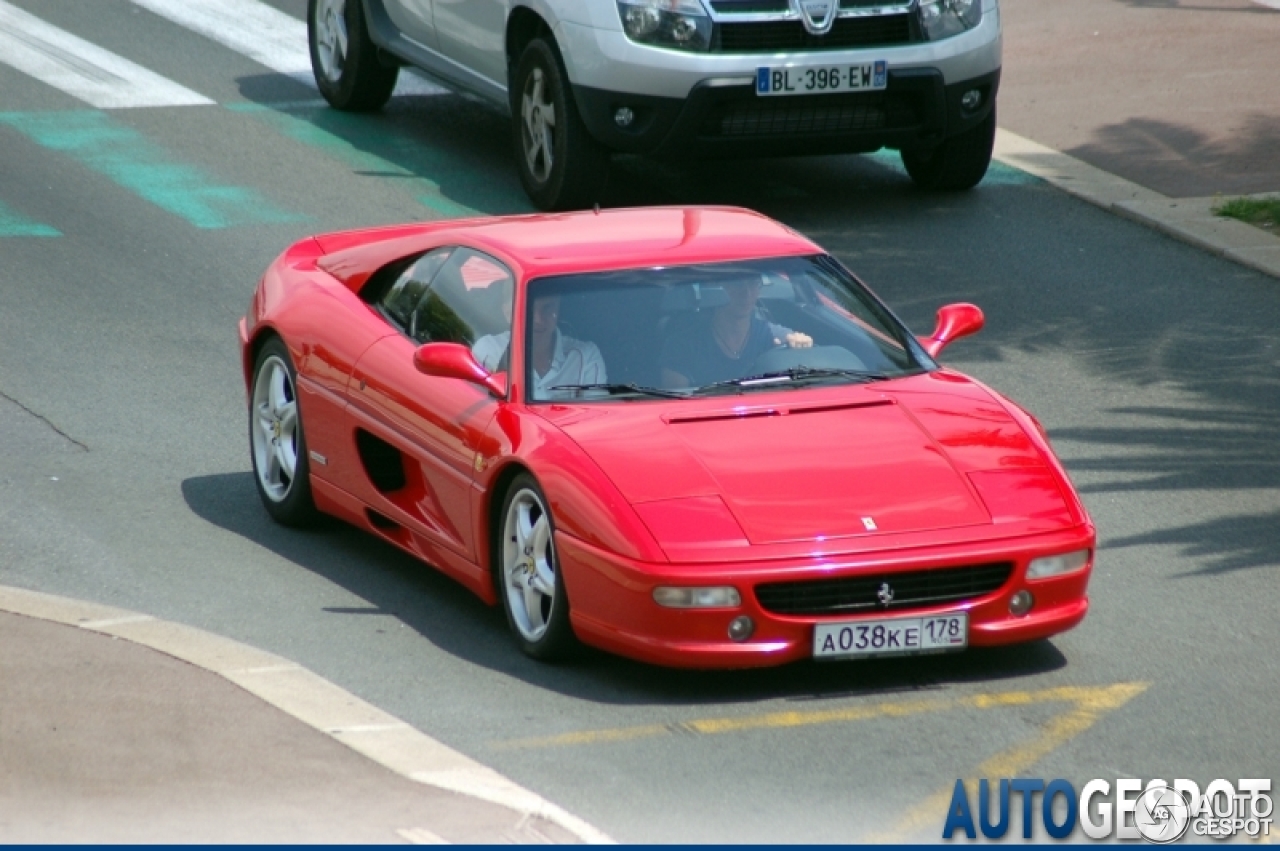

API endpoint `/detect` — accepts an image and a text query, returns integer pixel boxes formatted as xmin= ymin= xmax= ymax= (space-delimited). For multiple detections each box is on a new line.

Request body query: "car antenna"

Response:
xmin=593 ymin=203 xmax=600 ymax=215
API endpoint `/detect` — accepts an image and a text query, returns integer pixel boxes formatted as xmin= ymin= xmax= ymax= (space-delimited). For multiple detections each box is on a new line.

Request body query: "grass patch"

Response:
xmin=1213 ymin=196 xmax=1280 ymax=233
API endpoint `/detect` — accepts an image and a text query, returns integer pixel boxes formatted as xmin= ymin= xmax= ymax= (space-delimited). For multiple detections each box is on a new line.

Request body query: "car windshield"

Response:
xmin=523 ymin=255 xmax=931 ymax=402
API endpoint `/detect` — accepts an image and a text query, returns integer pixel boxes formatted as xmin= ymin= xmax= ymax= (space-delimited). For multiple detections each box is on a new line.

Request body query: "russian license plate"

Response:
xmin=756 ymin=61 xmax=887 ymax=97
xmin=813 ymin=613 xmax=967 ymax=659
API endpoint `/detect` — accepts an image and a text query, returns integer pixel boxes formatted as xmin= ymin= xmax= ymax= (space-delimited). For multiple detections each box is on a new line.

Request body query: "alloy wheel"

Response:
xmin=251 ymin=355 xmax=300 ymax=503
xmin=313 ymin=0 xmax=349 ymax=83
xmin=520 ymin=67 xmax=556 ymax=184
xmin=502 ymin=487 xmax=558 ymax=642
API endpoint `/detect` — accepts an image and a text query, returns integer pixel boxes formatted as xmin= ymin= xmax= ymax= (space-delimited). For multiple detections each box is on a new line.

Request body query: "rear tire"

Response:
xmin=308 ymin=0 xmax=398 ymax=112
xmin=510 ymin=38 xmax=610 ymax=211
xmin=901 ymin=107 xmax=996 ymax=191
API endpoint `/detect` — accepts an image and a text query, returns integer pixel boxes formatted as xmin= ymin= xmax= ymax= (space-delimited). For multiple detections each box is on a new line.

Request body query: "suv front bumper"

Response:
xmin=572 ymin=67 xmax=998 ymax=158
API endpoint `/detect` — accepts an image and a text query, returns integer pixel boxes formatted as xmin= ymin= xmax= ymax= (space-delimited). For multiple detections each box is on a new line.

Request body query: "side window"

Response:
xmin=378 ymin=247 xmax=513 ymax=347
xmin=412 ymin=248 xmax=512 ymax=346
xmin=380 ymin=248 xmax=453 ymax=335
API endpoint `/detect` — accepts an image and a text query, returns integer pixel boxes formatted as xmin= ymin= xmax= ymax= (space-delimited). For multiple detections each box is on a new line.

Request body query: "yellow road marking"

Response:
xmin=866 ymin=681 xmax=1150 ymax=842
xmin=492 ymin=682 xmax=1148 ymax=752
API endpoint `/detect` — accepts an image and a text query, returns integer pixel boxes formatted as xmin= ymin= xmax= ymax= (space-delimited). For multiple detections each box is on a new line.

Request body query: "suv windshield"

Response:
xmin=525 ymin=255 xmax=930 ymax=401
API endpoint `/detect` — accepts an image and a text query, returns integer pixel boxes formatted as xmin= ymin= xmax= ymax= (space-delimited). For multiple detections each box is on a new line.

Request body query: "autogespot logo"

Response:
xmin=1133 ymin=783 xmax=1191 ymax=843
xmin=942 ymin=777 xmax=1272 ymax=842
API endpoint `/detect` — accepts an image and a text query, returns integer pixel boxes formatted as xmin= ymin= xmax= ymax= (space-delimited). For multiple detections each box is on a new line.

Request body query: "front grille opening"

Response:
xmin=704 ymin=92 xmax=888 ymax=137
xmin=714 ymin=13 xmax=914 ymax=52
xmin=709 ymin=0 xmax=789 ymax=11
xmin=700 ymin=89 xmax=924 ymax=139
xmin=710 ymin=0 xmax=910 ymax=14
xmin=755 ymin=562 xmax=1014 ymax=616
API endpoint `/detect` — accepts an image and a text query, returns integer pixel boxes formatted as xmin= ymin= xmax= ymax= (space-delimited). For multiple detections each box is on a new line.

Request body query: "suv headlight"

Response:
xmin=616 ymin=0 xmax=712 ymax=52
xmin=918 ymin=0 xmax=982 ymax=41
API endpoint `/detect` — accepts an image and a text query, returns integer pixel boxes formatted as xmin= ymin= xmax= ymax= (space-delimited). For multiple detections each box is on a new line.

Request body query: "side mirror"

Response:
xmin=413 ymin=342 xmax=506 ymax=398
xmin=918 ymin=303 xmax=984 ymax=358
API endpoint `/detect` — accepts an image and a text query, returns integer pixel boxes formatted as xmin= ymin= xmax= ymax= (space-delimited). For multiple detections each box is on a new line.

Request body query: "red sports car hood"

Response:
xmin=538 ymin=380 xmax=1071 ymax=549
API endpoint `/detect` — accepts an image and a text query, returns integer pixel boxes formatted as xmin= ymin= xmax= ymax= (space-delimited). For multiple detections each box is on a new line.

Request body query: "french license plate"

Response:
xmin=813 ymin=613 xmax=967 ymax=659
xmin=756 ymin=61 xmax=887 ymax=97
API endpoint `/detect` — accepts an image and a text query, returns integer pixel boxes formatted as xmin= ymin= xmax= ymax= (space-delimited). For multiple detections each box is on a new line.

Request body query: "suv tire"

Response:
xmin=901 ymin=108 xmax=996 ymax=191
xmin=511 ymin=38 xmax=610 ymax=211
xmin=308 ymin=0 xmax=399 ymax=112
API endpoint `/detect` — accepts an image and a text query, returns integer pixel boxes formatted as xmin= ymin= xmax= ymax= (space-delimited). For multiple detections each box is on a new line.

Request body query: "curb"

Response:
xmin=993 ymin=129 xmax=1280 ymax=282
xmin=0 ymin=584 xmax=614 ymax=845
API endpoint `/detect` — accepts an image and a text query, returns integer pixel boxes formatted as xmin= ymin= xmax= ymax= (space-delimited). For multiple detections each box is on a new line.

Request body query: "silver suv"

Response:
xmin=308 ymin=0 xmax=1001 ymax=211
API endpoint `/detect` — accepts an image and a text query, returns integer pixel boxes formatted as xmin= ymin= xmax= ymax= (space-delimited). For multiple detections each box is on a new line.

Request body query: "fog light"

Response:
xmin=961 ymin=88 xmax=982 ymax=111
xmin=614 ymin=107 xmax=635 ymax=127
xmin=1027 ymin=549 xmax=1090 ymax=580
xmin=728 ymin=616 xmax=755 ymax=642
xmin=1009 ymin=590 xmax=1034 ymax=616
xmin=653 ymin=586 xmax=741 ymax=609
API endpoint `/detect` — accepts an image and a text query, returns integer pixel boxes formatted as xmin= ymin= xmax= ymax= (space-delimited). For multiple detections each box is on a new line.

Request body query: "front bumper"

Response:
xmin=559 ymin=526 xmax=1092 ymax=669
xmin=572 ymin=67 xmax=998 ymax=158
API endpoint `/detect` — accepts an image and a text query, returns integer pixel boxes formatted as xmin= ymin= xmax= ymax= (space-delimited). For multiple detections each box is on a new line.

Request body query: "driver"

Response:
xmin=660 ymin=277 xmax=811 ymax=389
xmin=472 ymin=293 xmax=607 ymax=400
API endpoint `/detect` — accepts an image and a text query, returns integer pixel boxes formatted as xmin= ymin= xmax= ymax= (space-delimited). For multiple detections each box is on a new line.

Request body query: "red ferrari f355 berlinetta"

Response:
xmin=239 ymin=206 xmax=1093 ymax=668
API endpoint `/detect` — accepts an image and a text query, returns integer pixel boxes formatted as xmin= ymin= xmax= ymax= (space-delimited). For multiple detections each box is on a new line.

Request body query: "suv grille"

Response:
xmin=709 ymin=0 xmax=908 ymax=11
xmin=700 ymin=89 xmax=926 ymax=138
xmin=709 ymin=0 xmax=790 ymax=11
xmin=714 ymin=13 xmax=914 ymax=52
xmin=704 ymin=91 xmax=885 ymax=136
xmin=755 ymin=562 xmax=1014 ymax=616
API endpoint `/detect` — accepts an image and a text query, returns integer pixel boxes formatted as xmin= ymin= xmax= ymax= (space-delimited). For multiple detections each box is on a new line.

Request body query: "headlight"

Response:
xmin=653 ymin=586 xmax=741 ymax=608
xmin=616 ymin=0 xmax=712 ymax=52
xmin=1026 ymin=549 xmax=1090 ymax=580
xmin=918 ymin=0 xmax=982 ymax=41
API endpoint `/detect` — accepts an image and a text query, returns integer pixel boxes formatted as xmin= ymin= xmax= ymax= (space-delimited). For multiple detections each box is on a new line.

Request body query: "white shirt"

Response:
xmin=472 ymin=329 xmax=607 ymax=400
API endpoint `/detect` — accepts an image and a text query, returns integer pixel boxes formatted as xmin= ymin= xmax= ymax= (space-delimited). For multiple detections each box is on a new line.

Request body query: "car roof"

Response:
xmin=313 ymin=206 xmax=823 ymax=289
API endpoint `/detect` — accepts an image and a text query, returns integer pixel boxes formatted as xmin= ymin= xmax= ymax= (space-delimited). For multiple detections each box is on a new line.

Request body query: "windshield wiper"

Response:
xmin=692 ymin=367 xmax=889 ymax=395
xmin=548 ymin=382 xmax=689 ymax=399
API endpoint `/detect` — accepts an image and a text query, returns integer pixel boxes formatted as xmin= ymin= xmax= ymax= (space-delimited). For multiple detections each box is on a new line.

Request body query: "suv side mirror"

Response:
xmin=919 ymin=303 xmax=984 ymax=358
xmin=413 ymin=343 xmax=506 ymax=398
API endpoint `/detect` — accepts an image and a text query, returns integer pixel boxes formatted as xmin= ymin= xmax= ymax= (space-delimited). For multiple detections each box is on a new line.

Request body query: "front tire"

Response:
xmin=496 ymin=474 xmax=576 ymax=661
xmin=510 ymin=38 xmax=610 ymax=212
xmin=308 ymin=0 xmax=398 ymax=112
xmin=901 ymin=107 xmax=996 ymax=191
xmin=250 ymin=338 xmax=319 ymax=527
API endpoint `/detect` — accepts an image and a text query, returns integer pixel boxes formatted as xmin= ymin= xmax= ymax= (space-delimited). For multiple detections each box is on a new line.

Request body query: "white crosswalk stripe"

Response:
xmin=0 ymin=0 xmax=213 ymax=108
xmin=128 ymin=0 xmax=448 ymax=97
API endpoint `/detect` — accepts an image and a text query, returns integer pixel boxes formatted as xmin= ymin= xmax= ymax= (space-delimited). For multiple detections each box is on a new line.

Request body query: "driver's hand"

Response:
xmin=783 ymin=332 xmax=813 ymax=349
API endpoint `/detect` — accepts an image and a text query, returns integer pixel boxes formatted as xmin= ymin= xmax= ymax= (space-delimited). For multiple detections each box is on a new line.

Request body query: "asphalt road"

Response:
xmin=1 ymin=0 xmax=1277 ymax=842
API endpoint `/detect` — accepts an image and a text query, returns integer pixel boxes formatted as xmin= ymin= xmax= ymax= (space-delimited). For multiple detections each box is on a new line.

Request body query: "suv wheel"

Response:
xmin=511 ymin=38 xmax=610 ymax=211
xmin=308 ymin=0 xmax=398 ymax=111
xmin=901 ymin=108 xmax=996 ymax=191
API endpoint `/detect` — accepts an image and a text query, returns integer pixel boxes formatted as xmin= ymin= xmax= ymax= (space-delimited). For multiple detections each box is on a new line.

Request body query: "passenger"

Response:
xmin=472 ymin=293 xmax=607 ymax=400
xmin=660 ymin=278 xmax=811 ymax=388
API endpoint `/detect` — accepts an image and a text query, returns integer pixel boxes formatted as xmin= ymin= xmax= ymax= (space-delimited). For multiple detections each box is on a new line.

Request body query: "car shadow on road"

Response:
xmin=182 ymin=471 xmax=1067 ymax=706
xmin=1067 ymin=114 xmax=1280 ymax=198
xmin=234 ymin=73 xmax=532 ymax=216
xmin=231 ymin=70 xmax=1037 ymax=227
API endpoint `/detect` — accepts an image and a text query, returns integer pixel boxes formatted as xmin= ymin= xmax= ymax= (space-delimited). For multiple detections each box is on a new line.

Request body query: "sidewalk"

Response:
xmin=0 ymin=587 xmax=608 ymax=844
xmin=996 ymin=0 xmax=1280 ymax=281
